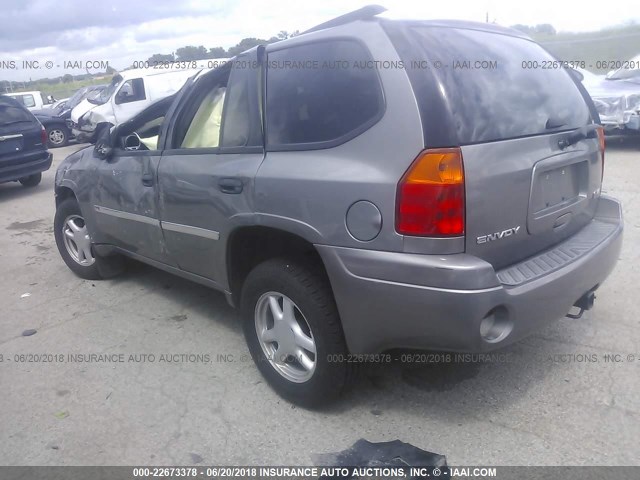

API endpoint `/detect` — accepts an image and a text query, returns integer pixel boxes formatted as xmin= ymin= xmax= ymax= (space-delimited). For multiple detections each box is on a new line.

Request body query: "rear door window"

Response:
xmin=266 ymin=39 xmax=384 ymax=150
xmin=407 ymin=27 xmax=591 ymax=144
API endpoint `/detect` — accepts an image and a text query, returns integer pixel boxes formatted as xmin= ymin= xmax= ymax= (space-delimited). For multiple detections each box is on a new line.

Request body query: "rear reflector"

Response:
xmin=596 ymin=126 xmax=605 ymax=179
xmin=396 ymin=148 xmax=465 ymax=236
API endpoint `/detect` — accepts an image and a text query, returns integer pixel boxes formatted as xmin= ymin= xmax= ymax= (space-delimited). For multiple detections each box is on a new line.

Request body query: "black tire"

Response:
xmin=241 ymin=257 xmax=354 ymax=407
xmin=19 ymin=173 xmax=41 ymax=187
xmin=54 ymin=197 xmax=124 ymax=280
xmin=46 ymin=125 xmax=69 ymax=148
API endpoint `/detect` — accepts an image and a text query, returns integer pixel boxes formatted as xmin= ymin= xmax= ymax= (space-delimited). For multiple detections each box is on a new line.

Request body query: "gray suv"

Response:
xmin=54 ymin=7 xmax=623 ymax=406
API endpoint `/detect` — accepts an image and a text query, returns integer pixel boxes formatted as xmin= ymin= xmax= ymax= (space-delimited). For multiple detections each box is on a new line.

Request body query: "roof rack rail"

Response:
xmin=302 ymin=5 xmax=387 ymax=34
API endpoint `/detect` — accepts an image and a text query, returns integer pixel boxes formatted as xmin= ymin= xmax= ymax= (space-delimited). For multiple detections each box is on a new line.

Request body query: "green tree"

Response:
xmin=146 ymin=53 xmax=175 ymax=64
xmin=62 ymin=74 xmax=73 ymax=83
xmin=208 ymin=47 xmax=227 ymax=58
xmin=535 ymin=24 xmax=556 ymax=35
xmin=227 ymin=38 xmax=266 ymax=56
xmin=175 ymin=46 xmax=208 ymax=61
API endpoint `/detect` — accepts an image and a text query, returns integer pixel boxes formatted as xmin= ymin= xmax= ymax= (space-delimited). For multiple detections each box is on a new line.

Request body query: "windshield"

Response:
xmin=92 ymin=76 xmax=122 ymax=105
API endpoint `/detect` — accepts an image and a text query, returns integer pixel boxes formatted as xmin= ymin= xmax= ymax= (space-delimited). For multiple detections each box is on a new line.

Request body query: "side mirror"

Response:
xmin=124 ymin=133 xmax=142 ymax=151
xmin=94 ymin=128 xmax=114 ymax=160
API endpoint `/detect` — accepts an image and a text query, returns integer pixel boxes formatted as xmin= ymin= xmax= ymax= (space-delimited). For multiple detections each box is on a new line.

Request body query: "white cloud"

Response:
xmin=1 ymin=0 xmax=638 ymax=81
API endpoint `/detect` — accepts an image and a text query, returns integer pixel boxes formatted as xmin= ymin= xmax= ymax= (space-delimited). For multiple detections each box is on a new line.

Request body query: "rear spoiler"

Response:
xmin=302 ymin=5 xmax=387 ymax=34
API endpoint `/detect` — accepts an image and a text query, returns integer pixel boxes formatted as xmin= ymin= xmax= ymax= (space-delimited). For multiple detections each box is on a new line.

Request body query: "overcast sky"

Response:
xmin=1 ymin=0 xmax=638 ymax=81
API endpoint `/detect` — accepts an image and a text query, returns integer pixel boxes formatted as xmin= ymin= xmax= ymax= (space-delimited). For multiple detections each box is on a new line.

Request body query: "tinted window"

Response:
xmin=266 ymin=40 xmax=384 ymax=148
xmin=409 ymin=27 xmax=591 ymax=144
xmin=0 ymin=101 xmax=34 ymax=125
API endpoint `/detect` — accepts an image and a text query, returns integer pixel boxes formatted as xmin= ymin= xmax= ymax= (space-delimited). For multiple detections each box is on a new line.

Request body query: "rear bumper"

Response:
xmin=317 ymin=196 xmax=623 ymax=354
xmin=0 ymin=151 xmax=53 ymax=183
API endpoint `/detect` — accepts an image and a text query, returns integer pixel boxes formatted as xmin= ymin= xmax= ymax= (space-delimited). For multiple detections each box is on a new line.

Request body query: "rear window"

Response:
xmin=0 ymin=102 xmax=34 ymax=125
xmin=408 ymin=27 xmax=591 ymax=144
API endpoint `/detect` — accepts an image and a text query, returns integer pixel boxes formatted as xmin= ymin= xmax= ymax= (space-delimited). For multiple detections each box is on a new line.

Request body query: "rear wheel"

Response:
xmin=19 ymin=173 xmax=41 ymax=187
xmin=54 ymin=197 xmax=124 ymax=280
xmin=46 ymin=126 xmax=69 ymax=148
xmin=241 ymin=257 xmax=354 ymax=407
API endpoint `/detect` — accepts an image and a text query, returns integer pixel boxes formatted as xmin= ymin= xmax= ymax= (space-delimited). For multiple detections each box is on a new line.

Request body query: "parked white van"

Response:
xmin=69 ymin=65 xmax=225 ymax=143
xmin=6 ymin=91 xmax=50 ymax=110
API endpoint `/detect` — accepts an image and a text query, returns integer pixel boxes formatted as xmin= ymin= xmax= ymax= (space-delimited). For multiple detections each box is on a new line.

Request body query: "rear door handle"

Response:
xmin=218 ymin=178 xmax=243 ymax=194
xmin=142 ymin=173 xmax=154 ymax=186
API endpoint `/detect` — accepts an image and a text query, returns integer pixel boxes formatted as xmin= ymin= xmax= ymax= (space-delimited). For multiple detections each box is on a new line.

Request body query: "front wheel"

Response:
xmin=241 ymin=258 xmax=355 ymax=407
xmin=54 ymin=197 xmax=124 ymax=280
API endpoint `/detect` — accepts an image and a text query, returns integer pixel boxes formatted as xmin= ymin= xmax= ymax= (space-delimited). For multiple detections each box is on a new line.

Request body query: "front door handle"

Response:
xmin=142 ymin=173 xmax=154 ymax=187
xmin=218 ymin=178 xmax=243 ymax=194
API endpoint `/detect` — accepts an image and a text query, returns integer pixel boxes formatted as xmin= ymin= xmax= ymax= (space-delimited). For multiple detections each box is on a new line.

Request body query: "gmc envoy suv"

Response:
xmin=53 ymin=6 xmax=623 ymax=406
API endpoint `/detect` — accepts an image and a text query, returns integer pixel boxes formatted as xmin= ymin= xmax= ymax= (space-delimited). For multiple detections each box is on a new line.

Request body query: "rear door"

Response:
xmin=392 ymin=25 xmax=602 ymax=268
xmin=158 ymin=53 xmax=264 ymax=285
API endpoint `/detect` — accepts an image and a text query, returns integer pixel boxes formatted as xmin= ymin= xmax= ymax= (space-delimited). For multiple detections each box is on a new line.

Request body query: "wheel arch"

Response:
xmin=226 ymin=225 xmax=332 ymax=307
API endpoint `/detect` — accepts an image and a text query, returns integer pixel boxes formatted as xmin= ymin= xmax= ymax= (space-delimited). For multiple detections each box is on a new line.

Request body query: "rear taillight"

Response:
xmin=596 ymin=126 xmax=605 ymax=180
xmin=40 ymin=126 xmax=47 ymax=146
xmin=396 ymin=148 xmax=465 ymax=236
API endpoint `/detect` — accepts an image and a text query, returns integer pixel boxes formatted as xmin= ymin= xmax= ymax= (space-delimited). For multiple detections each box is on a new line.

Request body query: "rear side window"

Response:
xmin=266 ymin=40 xmax=384 ymax=149
xmin=407 ymin=27 xmax=591 ymax=144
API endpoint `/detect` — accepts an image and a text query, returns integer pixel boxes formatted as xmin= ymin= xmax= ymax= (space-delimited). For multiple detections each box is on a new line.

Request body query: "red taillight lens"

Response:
xmin=396 ymin=148 xmax=465 ymax=236
xmin=40 ymin=126 xmax=47 ymax=146
xmin=596 ymin=126 xmax=605 ymax=180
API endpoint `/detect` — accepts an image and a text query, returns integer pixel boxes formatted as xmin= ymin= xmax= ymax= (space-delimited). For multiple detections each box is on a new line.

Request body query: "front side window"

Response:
xmin=116 ymin=78 xmax=146 ymax=104
xmin=266 ymin=40 xmax=384 ymax=149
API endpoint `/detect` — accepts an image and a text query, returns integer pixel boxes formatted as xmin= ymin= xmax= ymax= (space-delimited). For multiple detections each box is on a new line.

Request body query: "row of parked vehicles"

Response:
xmin=5 ymin=66 xmax=212 ymax=149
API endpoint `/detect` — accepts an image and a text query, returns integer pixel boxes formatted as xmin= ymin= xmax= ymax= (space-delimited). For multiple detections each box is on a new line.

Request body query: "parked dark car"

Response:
xmin=0 ymin=95 xmax=52 ymax=187
xmin=32 ymin=85 xmax=106 ymax=148
xmin=54 ymin=7 xmax=622 ymax=406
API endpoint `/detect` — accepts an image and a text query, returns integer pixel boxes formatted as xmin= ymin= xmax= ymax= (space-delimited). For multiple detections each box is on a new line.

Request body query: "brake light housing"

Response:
xmin=40 ymin=126 xmax=47 ymax=147
xmin=396 ymin=148 xmax=465 ymax=236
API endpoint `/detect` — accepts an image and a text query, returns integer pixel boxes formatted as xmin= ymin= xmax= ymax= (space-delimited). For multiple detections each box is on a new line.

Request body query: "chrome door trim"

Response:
xmin=161 ymin=221 xmax=220 ymax=240
xmin=94 ymin=205 xmax=160 ymax=226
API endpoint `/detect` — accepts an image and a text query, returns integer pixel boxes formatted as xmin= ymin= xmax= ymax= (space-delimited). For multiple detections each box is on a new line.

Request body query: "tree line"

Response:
xmin=144 ymin=30 xmax=300 ymax=64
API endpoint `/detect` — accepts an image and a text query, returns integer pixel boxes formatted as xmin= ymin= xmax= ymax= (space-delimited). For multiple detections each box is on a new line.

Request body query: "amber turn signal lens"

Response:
xmin=396 ymin=148 xmax=465 ymax=236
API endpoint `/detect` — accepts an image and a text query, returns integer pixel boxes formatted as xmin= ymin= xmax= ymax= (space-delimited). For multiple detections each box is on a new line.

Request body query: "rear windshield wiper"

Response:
xmin=558 ymin=124 xmax=599 ymax=149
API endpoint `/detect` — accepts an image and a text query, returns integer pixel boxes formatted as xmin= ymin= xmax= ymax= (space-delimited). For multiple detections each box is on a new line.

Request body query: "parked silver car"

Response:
xmin=583 ymin=56 xmax=640 ymax=135
xmin=53 ymin=6 xmax=623 ymax=406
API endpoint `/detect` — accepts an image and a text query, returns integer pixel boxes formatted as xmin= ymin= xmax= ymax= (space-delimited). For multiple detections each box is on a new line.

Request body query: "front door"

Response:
xmin=91 ymin=99 xmax=174 ymax=264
